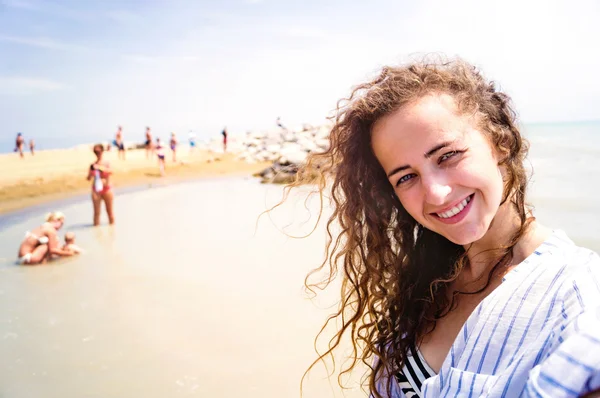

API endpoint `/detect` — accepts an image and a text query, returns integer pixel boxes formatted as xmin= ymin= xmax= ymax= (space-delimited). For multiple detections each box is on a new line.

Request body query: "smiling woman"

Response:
xmin=295 ymin=58 xmax=600 ymax=397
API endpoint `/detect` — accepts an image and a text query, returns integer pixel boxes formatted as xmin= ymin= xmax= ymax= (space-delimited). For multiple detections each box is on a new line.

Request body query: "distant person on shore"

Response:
xmin=28 ymin=138 xmax=35 ymax=155
xmin=221 ymin=127 xmax=228 ymax=153
xmin=145 ymin=127 xmax=154 ymax=159
xmin=276 ymin=117 xmax=286 ymax=130
xmin=17 ymin=211 xmax=73 ymax=265
xmin=62 ymin=232 xmax=84 ymax=255
xmin=14 ymin=132 xmax=25 ymax=158
xmin=115 ymin=125 xmax=126 ymax=160
xmin=170 ymin=132 xmax=178 ymax=162
xmin=156 ymin=137 xmax=166 ymax=176
xmin=188 ymin=131 xmax=196 ymax=153
xmin=87 ymin=144 xmax=115 ymax=226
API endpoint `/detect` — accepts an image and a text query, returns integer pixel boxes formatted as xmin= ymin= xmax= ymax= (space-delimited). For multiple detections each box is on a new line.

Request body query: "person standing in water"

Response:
xmin=221 ymin=127 xmax=228 ymax=153
xmin=28 ymin=138 xmax=35 ymax=155
xmin=156 ymin=137 xmax=166 ymax=176
xmin=17 ymin=211 xmax=73 ymax=264
xmin=115 ymin=126 xmax=125 ymax=160
xmin=15 ymin=132 xmax=25 ymax=158
xmin=145 ymin=127 xmax=154 ymax=159
xmin=170 ymin=132 xmax=178 ymax=162
xmin=87 ymin=144 xmax=115 ymax=226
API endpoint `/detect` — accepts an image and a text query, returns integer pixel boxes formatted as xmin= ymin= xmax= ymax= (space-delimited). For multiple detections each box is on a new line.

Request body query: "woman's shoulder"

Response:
xmin=40 ymin=223 xmax=56 ymax=234
xmin=540 ymin=229 xmax=599 ymax=268
xmin=546 ymin=231 xmax=600 ymax=305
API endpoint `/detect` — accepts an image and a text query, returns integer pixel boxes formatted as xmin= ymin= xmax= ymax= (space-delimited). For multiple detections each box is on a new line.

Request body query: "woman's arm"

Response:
xmin=45 ymin=229 xmax=73 ymax=257
xmin=525 ymin=253 xmax=600 ymax=396
xmin=87 ymin=165 xmax=94 ymax=181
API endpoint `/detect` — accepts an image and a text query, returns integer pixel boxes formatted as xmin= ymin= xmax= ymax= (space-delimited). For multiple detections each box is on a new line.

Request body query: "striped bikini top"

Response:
xmin=394 ymin=346 xmax=436 ymax=398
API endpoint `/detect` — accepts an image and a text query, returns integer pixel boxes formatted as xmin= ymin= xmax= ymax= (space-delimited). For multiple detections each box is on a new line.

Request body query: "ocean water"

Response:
xmin=524 ymin=121 xmax=600 ymax=250
xmin=0 ymin=178 xmax=365 ymax=398
xmin=0 ymin=122 xmax=599 ymax=397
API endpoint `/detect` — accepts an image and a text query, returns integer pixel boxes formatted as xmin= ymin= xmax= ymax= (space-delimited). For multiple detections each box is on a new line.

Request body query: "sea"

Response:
xmin=0 ymin=178 xmax=365 ymax=397
xmin=0 ymin=121 xmax=598 ymax=397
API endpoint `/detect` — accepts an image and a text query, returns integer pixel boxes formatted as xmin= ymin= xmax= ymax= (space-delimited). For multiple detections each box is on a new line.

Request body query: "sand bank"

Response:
xmin=0 ymin=146 xmax=270 ymax=215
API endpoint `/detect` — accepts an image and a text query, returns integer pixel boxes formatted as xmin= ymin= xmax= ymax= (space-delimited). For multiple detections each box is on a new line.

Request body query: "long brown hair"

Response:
xmin=293 ymin=57 xmax=532 ymax=396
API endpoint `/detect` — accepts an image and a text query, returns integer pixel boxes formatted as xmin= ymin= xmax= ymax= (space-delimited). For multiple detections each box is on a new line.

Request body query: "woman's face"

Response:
xmin=371 ymin=94 xmax=505 ymax=245
xmin=51 ymin=219 xmax=64 ymax=230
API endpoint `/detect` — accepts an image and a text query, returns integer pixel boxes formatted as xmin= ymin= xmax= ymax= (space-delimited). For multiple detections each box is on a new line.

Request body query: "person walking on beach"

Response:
xmin=295 ymin=58 xmax=600 ymax=397
xmin=15 ymin=133 xmax=25 ymax=158
xmin=188 ymin=131 xmax=196 ymax=153
xmin=87 ymin=144 xmax=115 ymax=226
xmin=115 ymin=125 xmax=126 ymax=160
xmin=276 ymin=116 xmax=286 ymax=130
xmin=221 ymin=127 xmax=228 ymax=153
xmin=156 ymin=137 xmax=166 ymax=176
xmin=17 ymin=211 xmax=74 ymax=264
xmin=28 ymin=138 xmax=35 ymax=156
xmin=145 ymin=127 xmax=154 ymax=159
xmin=170 ymin=132 xmax=178 ymax=162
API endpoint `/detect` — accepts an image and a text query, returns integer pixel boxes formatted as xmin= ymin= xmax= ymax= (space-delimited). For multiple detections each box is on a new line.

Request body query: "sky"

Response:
xmin=0 ymin=0 xmax=599 ymax=149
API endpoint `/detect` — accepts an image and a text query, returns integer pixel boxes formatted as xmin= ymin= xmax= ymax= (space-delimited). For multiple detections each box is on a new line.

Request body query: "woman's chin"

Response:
xmin=439 ymin=228 xmax=487 ymax=246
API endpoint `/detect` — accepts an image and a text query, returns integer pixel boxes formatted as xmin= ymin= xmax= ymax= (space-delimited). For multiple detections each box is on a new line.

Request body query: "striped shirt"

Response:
xmin=374 ymin=230 xmax=600 ymax=397
xmin=395 ymin=347 xmax=435 ymax=397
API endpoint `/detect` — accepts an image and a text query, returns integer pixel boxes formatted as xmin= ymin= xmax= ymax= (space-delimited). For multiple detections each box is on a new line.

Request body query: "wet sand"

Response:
xmin=0 ymin=146 xmax=271 ymax=215
xmin=0 ymin=178 xmax=367 ymax=398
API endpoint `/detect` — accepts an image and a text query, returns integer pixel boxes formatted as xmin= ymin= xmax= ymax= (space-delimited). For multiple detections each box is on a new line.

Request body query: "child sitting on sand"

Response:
xmin=62 ymin=232 xmax=83 ymax=255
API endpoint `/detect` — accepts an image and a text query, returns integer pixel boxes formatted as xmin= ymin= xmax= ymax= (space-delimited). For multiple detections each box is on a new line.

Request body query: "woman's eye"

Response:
xmin=439 ymin=150 xmax=460 ymax=163
xmin=396 ymin=173 xmax=415 ymax=187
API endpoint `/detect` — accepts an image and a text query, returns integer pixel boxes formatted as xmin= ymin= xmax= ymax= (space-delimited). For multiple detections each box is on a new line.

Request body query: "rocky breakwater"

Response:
xmin=237 ymin=124 xmax=330 ymax=184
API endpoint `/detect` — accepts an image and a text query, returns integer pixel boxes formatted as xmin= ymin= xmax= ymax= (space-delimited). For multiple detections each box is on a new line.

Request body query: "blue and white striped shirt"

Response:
xmin=376 ymin=230 xmax=600 ymax=397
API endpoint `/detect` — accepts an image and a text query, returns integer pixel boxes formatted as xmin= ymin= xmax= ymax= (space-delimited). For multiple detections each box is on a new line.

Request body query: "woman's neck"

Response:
xmin=460 ymin=201 xmax=540 ymax=284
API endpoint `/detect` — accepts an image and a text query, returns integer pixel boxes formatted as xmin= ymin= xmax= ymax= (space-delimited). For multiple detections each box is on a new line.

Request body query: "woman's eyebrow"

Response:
xmin=387 ymin=140 xmax=457 ymax=178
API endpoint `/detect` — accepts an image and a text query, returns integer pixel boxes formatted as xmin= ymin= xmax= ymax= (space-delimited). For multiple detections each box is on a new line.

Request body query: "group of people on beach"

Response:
xmin=15 ymin=141 xmax=113 ymax=264
xmin=17 ymin=211 xmax=83 ymax=265
xmin=14 ymin=132 xmax=35 ymax=158
xmin=110 ymin=126 xmax=187 ymax=176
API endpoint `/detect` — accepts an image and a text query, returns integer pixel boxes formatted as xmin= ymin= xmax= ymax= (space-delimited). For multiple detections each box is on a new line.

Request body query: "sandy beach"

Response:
xmin=0 ymin=145 xmax=271 ymax=215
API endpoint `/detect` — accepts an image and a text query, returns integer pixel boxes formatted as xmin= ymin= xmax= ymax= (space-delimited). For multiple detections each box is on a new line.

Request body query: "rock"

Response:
xmin=235 ymin=123 xmax=331 ymax=184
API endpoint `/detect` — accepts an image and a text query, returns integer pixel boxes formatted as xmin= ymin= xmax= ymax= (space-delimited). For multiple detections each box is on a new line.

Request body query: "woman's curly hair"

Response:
xmin=295 ymin=57 xmax=532 ymax=397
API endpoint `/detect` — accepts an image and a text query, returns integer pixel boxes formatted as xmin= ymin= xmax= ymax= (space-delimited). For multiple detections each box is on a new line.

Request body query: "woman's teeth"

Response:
xmin=437 ymin=196 xmax=471 ymax=219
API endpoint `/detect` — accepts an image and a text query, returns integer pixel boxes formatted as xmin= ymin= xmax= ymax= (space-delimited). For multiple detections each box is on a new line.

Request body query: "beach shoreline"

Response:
xmin=0 ymin=146 xmax=270 ymax=216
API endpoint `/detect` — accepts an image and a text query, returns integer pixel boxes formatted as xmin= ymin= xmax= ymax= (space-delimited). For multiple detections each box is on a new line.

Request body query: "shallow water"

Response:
xmin=0 ymin=178 xmax=365 ymax=398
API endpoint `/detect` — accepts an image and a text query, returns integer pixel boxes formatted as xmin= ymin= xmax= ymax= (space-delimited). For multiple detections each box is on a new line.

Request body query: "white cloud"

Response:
xmin=0 ymin=77 xmax=65 ymax=95
xmin=122 ymin=54 xmax=201 ymax=64
xmin=0 ymin=35 xmax=86 ymax=52
xmin=283 ymin=26 xmax=332 ymax=40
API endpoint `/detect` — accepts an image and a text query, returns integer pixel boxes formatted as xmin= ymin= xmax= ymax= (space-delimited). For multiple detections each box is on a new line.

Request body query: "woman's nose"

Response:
xmin=422 ymin=176 xmax=452 ymax=206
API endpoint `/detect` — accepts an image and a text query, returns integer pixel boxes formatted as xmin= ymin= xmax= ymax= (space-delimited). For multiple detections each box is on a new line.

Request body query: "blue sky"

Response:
xmin=1 ymin=0 xmax=599 ymax=148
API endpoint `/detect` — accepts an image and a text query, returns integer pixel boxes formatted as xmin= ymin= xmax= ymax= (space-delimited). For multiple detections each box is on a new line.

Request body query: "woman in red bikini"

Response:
xmin=87 ymin=144 xmax=115 ymax=226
